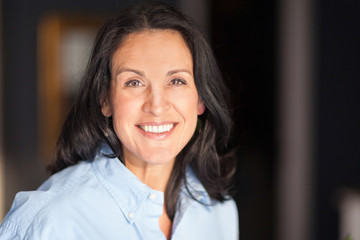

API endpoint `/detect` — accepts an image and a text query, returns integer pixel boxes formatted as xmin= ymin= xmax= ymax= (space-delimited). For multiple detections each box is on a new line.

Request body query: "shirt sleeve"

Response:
xmin=0 ymin=221 xmax=22 ymax=240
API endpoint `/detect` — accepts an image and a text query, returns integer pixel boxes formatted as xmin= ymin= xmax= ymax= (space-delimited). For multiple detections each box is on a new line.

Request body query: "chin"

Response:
xmin=141 ymin=151 xmax=177 ymax=165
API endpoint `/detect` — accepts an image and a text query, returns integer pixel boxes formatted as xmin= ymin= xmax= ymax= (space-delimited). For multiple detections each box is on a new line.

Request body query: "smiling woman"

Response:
xmin=0 ymin=2 xmax=238 ymax=240
xmin=102 ymin=30 xmax=202 ymax=166
xmin=100 ymin=30 xmax=204 ymax=236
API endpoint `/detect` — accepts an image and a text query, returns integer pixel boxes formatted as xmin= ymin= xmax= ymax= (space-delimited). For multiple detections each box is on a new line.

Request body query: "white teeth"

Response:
xmin=140 ymin=124 xmax=174 ymax=133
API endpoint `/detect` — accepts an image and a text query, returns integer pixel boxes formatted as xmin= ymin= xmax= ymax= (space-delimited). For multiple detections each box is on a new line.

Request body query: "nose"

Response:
xmin=142 ymin=86 xmax=170 ymax=116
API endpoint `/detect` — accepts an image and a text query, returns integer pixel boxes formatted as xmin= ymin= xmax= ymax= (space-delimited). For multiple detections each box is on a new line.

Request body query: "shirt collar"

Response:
xmin=182 ymin=166 xmax=211 ymax=205
xmin=172 ymin=166 xmax=211 ymax=235
xmin=91 ymin=143 xmax=164 ymax=224
xmin=91 ymin=143 xmax=211 ymax=222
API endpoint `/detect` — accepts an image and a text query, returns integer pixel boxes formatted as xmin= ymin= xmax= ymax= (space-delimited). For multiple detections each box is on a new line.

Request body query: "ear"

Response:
xmin=197 ymin=99 xmax=205 ymax=115
xmin=100 ymin=95 xmax=112 ymax=117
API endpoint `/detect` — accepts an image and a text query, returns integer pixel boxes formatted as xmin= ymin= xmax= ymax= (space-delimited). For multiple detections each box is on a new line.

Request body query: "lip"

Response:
xmin=136 ymin=122 xmax=178 ymax=140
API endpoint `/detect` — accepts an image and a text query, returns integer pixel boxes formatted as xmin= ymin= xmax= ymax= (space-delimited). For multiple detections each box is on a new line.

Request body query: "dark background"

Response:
xmin=1 ymin=0 xmax=360 ymax=239
xmin=315 ymin=0 xmax=360 ymax=239
xmin=210 ymin=1 xmax=277 ymax=239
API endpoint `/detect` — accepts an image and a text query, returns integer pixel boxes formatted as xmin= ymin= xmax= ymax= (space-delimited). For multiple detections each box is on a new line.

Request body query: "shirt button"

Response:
xmin=149 ymin=193 xmax=157 ymax=200
xmin=128 ymin=211 xmax=134 ymax=219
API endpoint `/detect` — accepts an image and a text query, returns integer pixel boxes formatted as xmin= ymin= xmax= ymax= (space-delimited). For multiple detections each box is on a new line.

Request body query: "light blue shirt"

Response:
xmin=0 ymin=143 xmax=238 ymax=239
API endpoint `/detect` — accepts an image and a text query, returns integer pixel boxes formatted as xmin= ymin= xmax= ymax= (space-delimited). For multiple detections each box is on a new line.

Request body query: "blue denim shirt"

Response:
xmin=0 ymin=144 xmax=238 ymax=239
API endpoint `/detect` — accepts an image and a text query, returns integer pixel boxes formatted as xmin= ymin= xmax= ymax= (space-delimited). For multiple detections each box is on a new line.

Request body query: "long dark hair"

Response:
xmin=49 ymin=1 xmax=235 ymax=220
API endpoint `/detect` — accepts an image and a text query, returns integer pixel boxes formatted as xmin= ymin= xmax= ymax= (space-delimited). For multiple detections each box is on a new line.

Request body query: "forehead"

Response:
xmin=111 ymin=30 xmax=193 ymax=71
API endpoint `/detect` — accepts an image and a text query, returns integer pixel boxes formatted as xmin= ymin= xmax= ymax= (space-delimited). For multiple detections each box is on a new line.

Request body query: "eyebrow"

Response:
xmin=167 ymin=69 xmax=193 ymax=76
xmin=115 ymin=67 xmax=145 ymax=77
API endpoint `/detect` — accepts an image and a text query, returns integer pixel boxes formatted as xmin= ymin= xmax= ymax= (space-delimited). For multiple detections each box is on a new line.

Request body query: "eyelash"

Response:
xmin=125 ymin=79 xmax=142 ymax=88
xmin=170 ymin=78 xmax=187 ymax=85
xmin=124 ymin=78 xmax=187 ymax=87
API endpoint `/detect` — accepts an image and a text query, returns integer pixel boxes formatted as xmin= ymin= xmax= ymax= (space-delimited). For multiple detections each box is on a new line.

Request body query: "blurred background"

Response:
xmin=0 ymin=0 xmax=359 ymax=239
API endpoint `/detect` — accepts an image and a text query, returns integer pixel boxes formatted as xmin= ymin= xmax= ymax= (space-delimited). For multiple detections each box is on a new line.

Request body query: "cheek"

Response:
xmin=111 ymin=95 xmax=140 ymax=131
xmin=112 ymin=92 xmax=141 ymax=113
xmin=174 ymin=92 xmax=199 ymax=121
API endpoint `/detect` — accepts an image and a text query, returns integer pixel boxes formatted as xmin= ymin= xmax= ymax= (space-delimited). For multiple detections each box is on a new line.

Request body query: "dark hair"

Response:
xmin=49 ymin=1 xmax=235 ymax=220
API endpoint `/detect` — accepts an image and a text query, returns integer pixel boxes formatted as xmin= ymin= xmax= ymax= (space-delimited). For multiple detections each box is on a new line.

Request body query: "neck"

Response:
xmin=124 ymin=154 xmax=174 ymax=239
xmin=125 ymin=159 xmax=175 ymax=192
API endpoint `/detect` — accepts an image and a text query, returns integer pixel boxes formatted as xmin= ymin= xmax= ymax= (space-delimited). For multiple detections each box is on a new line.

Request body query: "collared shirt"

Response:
xmin=0 ymin=143 xmax=239 ymax=240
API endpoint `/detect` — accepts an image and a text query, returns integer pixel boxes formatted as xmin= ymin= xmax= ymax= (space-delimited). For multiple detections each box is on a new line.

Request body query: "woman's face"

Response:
xmin=101 ymin=30 xmax=204 ymax=167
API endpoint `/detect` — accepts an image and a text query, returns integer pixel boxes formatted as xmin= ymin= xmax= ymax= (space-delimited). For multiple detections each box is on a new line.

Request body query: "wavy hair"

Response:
xmin=49 ymin=1 xmax=235 ymax=220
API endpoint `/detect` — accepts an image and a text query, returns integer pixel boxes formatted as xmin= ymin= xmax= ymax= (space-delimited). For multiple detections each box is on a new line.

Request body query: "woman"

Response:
xmin=0 ymin=2 xmax=238 ymax=239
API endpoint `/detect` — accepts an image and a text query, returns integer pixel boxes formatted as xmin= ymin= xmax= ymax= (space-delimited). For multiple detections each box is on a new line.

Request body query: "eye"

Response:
xmin=170 ymin=78 xmax=187 ymax=85
xmin=125 ymin=79 xmax=143 ymax=88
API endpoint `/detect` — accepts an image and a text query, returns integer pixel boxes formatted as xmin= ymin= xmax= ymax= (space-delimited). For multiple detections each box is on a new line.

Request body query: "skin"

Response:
xmin=101 ymin=30 xmax=205 ymax=239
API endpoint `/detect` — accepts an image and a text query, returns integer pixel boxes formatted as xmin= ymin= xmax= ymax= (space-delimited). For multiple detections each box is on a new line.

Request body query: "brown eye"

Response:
xmin=170 ymin=78 xmax=187 ymax=85
xmin=125 ymin=79 xmax=142 ymax=88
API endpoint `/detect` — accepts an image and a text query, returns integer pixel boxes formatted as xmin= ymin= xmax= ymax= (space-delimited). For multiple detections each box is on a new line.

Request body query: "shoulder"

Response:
xmin=209 ymin=197 xmax=238 ymax=217
xmin=193 ymin=197 xmax=238 ymax=227
xmin=177 ymin=168 xmax=238 ymax=239
xmin=199 ymin=198 xmax=239 ymax=239
xmin=0 ymin=161 xmax=104 ymax=239
xmin=209 ymin=197 xmax=239 ymax=233
xmin=182 ymin=166 xmax=238 ymax=224
xmin=215 ymin=197 xmax=238 ymax=215
xmin=173 ymin=197 xmax=239 ymax=240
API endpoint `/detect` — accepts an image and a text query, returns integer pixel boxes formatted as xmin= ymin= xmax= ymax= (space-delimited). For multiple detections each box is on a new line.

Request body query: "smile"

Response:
xmin=138 ymin=123 xmax=175 ymax=133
